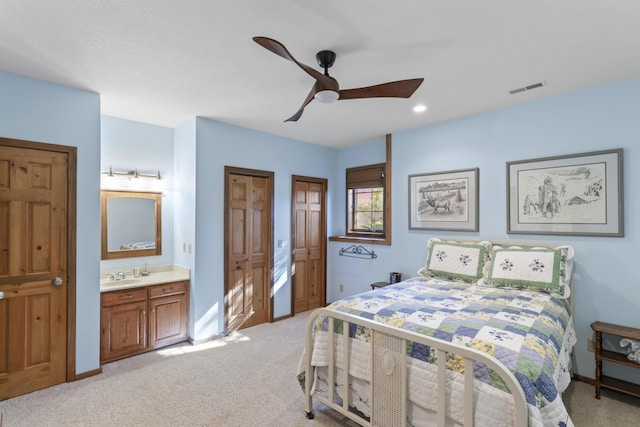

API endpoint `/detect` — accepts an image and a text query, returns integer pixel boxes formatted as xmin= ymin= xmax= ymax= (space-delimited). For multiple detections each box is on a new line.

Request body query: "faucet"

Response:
xmin=117 ymin=271 xmax=126 ymax=280
xmin=106 ymin=273 xmax=115 ymax=281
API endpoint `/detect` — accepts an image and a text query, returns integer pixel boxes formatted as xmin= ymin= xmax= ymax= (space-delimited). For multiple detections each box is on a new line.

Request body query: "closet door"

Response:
xmin=225 ymin=168 xmax=273 ymax=331
xmin=292 ymin=177 xmax=326 ymax=314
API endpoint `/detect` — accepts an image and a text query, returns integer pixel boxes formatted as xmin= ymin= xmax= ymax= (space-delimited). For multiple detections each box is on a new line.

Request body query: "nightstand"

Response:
xmin=591 ymin=321 xmax=640 ymax=400
xmin=370 ymin=281 xmax=390 ymax=290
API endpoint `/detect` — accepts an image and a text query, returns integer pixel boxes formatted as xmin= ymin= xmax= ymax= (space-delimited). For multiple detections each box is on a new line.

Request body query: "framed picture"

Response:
xmin=408 ymin=168 xmax=479 ymax=231
xmin=507 ymin=149 xmax=623 ymax=236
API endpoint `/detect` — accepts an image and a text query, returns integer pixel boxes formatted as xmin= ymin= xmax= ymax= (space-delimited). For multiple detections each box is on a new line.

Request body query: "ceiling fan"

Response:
xmin=253 ymin=36 xmax=424 ymax=122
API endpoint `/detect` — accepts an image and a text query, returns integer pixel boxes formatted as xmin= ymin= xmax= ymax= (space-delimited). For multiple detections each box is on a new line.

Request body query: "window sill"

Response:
xmin=329 ymin=235 xmax=390 ymax=246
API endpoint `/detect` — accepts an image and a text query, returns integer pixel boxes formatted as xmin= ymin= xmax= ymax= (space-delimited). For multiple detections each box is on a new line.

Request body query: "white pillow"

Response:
xmin=479 ymin=245 xmax=574 ymax=298
xmin=418 ymin=238 xmax=492 ymax=282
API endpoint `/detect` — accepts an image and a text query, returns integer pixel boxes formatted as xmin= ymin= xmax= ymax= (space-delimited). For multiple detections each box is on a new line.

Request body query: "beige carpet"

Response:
xmin=0 ymin=311 xmax=638 ymax=426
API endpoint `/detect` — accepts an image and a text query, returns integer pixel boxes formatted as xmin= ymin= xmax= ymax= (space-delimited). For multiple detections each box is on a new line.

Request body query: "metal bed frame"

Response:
xmin=303 ymin=307 xmax=528 ymax=427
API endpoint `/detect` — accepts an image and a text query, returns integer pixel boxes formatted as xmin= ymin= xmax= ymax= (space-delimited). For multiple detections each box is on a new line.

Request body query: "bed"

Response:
xmin=297 ymin=238 xmax=577 ymax=427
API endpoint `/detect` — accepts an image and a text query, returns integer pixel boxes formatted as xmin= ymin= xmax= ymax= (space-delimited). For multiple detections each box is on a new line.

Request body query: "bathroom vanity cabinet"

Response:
xmin=100 ymin=280 xmax=189 ymax=363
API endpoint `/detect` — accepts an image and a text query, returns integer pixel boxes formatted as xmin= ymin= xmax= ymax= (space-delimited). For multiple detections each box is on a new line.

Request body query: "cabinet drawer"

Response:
xmin=149 ymin=281 xmax=187 ymax=299
xmin=101 ymin=288 xmax=147 ymax=307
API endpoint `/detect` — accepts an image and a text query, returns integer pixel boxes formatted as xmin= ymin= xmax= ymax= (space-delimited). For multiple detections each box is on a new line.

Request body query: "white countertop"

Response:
xmin=100 ymin=265 xmax=190 ymax=292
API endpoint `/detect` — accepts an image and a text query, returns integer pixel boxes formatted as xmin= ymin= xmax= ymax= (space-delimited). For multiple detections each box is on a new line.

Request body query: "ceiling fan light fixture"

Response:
xmin=314 ymin=90 xmax=339 ymax=104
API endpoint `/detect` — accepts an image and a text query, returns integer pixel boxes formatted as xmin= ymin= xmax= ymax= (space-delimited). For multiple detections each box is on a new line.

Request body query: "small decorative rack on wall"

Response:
xmin=338 ymin=244 xmax=377 ymax=259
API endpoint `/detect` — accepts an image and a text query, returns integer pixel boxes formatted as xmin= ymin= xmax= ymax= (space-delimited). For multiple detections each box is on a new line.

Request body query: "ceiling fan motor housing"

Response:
xmin=316 ymin=50 xmax=336 ymax=70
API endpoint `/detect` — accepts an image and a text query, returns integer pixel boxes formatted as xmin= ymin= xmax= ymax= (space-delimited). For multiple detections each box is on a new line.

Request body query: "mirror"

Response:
xmin=101 ymin=190 xmax=162 ymax=260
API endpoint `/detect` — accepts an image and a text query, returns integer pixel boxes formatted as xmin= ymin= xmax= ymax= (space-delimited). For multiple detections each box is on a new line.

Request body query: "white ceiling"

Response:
xmin=1 ymin=1 xmax=639 ymax=148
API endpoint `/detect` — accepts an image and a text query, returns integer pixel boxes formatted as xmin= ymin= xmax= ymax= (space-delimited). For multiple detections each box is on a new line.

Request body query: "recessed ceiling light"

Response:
xmin=413 ymin=104 xmax=427 ymax=113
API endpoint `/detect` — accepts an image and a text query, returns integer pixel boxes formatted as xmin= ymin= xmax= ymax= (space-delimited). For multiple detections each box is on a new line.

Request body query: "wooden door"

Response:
xmin=292 ymin=177 xmax=326 ymax=314
xmin=225 ymin=168 xmax=273 ymax=332
xmin=0 ymin=145 xmax=68 ymax=400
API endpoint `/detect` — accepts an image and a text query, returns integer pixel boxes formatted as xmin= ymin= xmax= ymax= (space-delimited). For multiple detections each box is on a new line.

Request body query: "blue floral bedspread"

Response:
xmin=320 ymin=276 xmax=575 ymax=426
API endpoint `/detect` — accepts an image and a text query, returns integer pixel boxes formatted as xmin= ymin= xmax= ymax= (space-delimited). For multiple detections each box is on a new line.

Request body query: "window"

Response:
xmin=345 ymin=163 xmax=387 ymax=240
xmin=349 ymin=187 xmax=383 ymax=233
xmin=328 ymin=135 xmax=393 ymax=245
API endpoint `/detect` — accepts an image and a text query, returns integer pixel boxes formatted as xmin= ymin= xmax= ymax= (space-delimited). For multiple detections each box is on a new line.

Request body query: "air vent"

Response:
xmin=509 ymin=82 xmax=545 ymax=95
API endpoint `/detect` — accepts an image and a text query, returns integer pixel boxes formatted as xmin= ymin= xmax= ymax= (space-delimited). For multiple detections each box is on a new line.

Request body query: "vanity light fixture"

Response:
xmin=102 ymin=166 xmax=163 ymax=180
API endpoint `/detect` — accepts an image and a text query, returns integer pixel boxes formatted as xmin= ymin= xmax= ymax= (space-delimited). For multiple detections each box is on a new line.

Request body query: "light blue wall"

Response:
xmin=98 ymin=115 xmax=340 ymax=344
xmin=0 ymin=70 xmax=101 ymax=375
xmin=188 ymin=117 xmax=337 ymax=341
xmin=173 ymin=119 xmax=197 ymax=337
xmin=4 ymin=65 xmax=636 ymax=383
xmin=100 ymin=116 xmax=175 ymax=271
xmin=327 ymin=76 xmax=640 ymax=380
xmin=102 ymin=115 xmax=338 ymax=343
xmin=326 ymin=136 xmax=389 ymax=303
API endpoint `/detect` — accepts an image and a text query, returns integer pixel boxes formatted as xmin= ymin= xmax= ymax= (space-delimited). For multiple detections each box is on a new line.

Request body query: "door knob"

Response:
xmin=52 ymin=277 xmax=63 ymax=286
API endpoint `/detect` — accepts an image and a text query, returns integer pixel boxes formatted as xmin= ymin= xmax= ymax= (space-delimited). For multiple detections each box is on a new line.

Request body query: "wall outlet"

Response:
xmin=587 ymin=338 xmax=595 ymax=352
xmin=339 ymin=284 xmax=344 ymax=292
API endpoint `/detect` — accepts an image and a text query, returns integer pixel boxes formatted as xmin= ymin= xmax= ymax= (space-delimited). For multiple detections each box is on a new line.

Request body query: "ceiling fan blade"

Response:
xmin=285 ymin=84 xmax=318 ymax=122
xmin=338 ymin=78 xmax=424 ymax=100
xmin=253 ymin=36 xmax=335 ymax=89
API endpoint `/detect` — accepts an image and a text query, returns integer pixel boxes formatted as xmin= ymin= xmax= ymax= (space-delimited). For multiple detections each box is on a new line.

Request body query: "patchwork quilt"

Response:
xmin=301 ymin=276 xmax=576 ymax=427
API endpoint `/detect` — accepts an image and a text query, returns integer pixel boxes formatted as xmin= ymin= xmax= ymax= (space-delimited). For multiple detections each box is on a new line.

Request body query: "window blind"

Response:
xmin=346 ymin=163 xmax=385 ymax=189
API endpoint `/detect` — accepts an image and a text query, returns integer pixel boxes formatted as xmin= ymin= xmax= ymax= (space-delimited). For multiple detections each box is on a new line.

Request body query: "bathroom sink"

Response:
xmin=101 ymin=278 xmax=141 ymax=286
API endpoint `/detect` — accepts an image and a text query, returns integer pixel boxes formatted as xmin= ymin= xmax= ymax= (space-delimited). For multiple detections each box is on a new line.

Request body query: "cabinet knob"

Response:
xmin=141 ymin=309 xmax=146 ymax=315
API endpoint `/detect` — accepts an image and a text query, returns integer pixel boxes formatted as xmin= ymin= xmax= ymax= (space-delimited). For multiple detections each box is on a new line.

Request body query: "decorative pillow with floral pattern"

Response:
xmin=418 ymin=238 xmax=492 ymax=282
xmin=479 ymin=245 xmax=574 ymax=298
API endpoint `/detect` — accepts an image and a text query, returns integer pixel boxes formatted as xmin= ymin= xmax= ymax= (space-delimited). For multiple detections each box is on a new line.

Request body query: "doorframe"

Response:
xmin=223 ymin=166 xmax=274 ymax=333
xmin=290 ymin=175 xmax=328 ymax=315
xmin=0 ymin=137 xmax=78 ymax=382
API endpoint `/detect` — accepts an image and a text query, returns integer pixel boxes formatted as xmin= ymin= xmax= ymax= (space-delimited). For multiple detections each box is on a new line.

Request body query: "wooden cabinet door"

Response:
xmin=100 ymin=296 xmax=147 ymax=363
xmin=149 ymin=282 xmax=188 ymax=349
xmin=0 ymin=145 xmax=68 ymax=400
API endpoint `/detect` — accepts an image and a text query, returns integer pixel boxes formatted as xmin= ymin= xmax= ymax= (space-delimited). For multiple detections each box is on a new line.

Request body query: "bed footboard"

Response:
xmin=303 ymin=308 xmax=527 ymax=427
